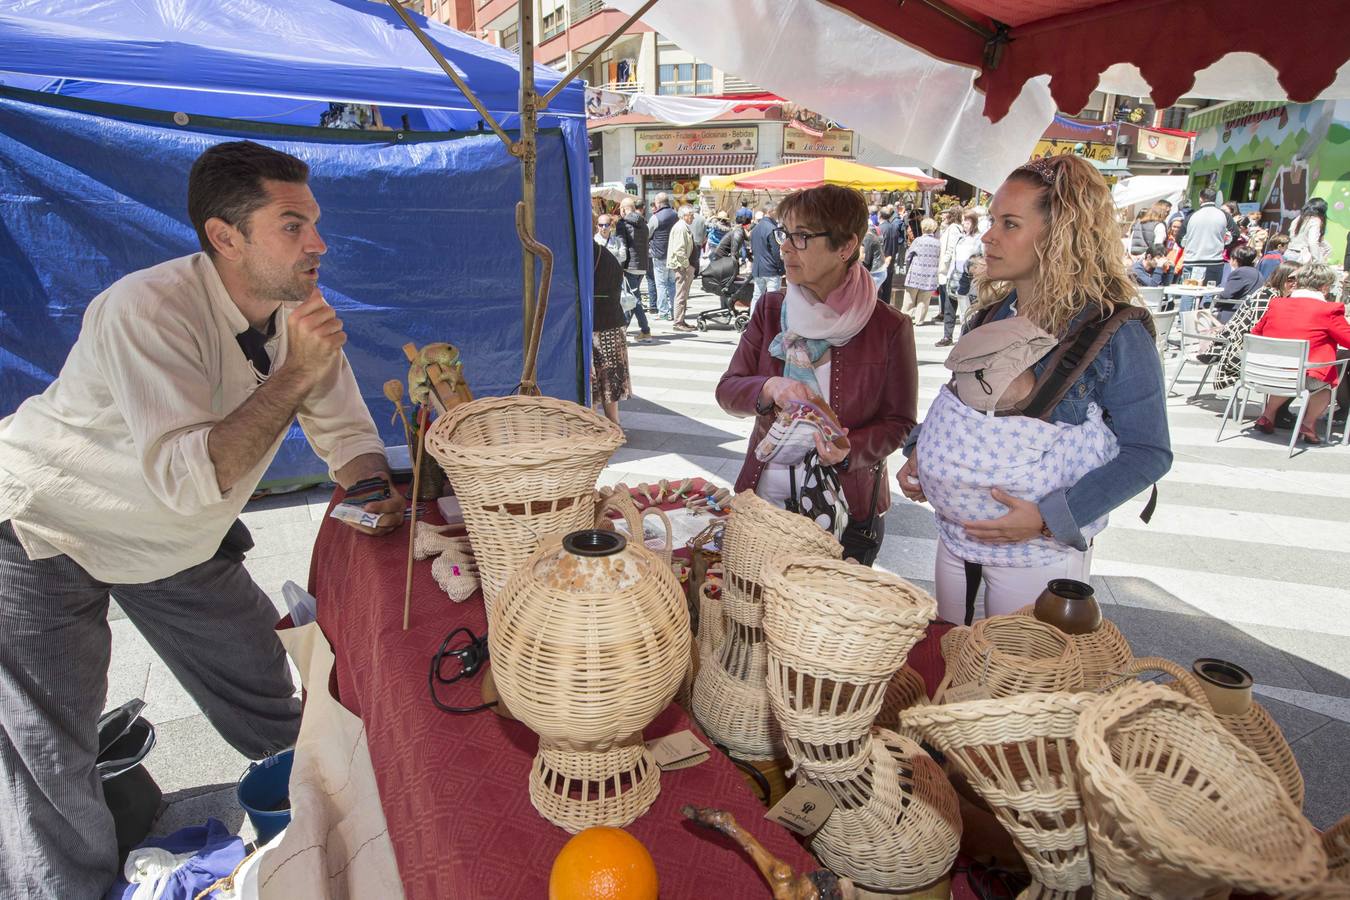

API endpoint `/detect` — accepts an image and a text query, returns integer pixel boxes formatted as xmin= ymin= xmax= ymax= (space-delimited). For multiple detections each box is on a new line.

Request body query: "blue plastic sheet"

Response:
xmin=0 ymin=0 xmax=594 ymax=484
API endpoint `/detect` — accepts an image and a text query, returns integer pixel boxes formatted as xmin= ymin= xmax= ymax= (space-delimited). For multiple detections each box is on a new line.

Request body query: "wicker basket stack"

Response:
xmin=425 ymin=395 xmax=623 ymax=614
xmin=762 ymin=557 xmax=958 ymax=892
xmin=690 ymin=492 xmax=841 ymax=760
xmin=936 ymin=614 xmax=1086 ymax=702
xmin=1073 ymin=682 xmax=1326 ymax=899
xmin=489 ymin=529 xmax=690 ymax=832
xmin=903 ymin=692 xmax=1097 ymax=899
xmin=1121 ymin=656 xmax=1304 ymax=808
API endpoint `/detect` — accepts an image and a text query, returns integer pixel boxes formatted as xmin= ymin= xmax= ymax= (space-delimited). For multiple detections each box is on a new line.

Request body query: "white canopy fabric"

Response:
xmin=1112 ymin=175 xmax=1188 ymax=211
xmin=628 ymin=93 xmax=740 ymax=126
xmin=611 ymin=0 xmax=1350 ymax=191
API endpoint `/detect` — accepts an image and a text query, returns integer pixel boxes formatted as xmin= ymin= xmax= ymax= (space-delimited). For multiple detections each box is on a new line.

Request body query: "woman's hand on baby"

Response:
xmin=963 ymin=488 xmax=1045 ymax=543
xmin=760 ymin=376 xmax=819 ymax=410
xmin=813 ymin=428 xmax=849 ymax=466
xmin=897 ymin=452 xmax=926 ymax=503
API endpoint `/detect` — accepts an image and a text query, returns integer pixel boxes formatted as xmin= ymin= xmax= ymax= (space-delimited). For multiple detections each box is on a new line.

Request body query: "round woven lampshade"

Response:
xmin=1074 ymin=682 xmax=1325 ymax=899
xmin=425 ymin=395 xmax=623 ymax=614
xmin=490 ymin=529 xmax=690 ymax=831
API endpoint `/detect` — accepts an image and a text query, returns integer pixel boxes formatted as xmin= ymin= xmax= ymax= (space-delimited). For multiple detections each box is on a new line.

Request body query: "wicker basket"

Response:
xmin=809 ymin=730 xmax=962 ymax=893
xmin=1014 ymin=603 xmax=1133 ymax=690
xmin=1074 ymin=682 xmax=1325 ymax=899
xmin=902 ymin=692 xmax=1097 ymax=898
xmin=1329 ymin=813 xmax=1350 ymax=883
xmin=762 ymin=557 xmax=936 ymax=780
xmin=425 ymin=395 xmax=623 ymax=613
xmin=594 ymin=487 xmax=673 ymax=565
xmin=875 ymin=665 xmax=929 ymax=744
xmin=489 ymin=529 xmax=689 ymax=831
xmin=689 ymin=492 xmax=840 ymax=760
xmin=1119 ymin=656 xmax=1304 ymax=808
xmin=936 ymin=614 xmax=1085 ymax=702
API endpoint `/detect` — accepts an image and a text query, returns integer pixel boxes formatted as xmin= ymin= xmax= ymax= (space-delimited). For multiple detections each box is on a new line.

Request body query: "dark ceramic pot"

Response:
xmin=1032 ymin=579 xmax=1102 ymax=635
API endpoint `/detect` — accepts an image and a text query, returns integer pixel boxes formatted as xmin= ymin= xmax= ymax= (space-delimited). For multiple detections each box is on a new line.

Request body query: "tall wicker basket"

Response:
xmin=690 ymin=492 xmax=841 ymax=760
xmin=936 ymin=614 xmax=1085 ymax=702
xmin=1119 ymin=656 xmax=1304 ymax=808
xmin=489 ymin=529 xmax=690 ymax=832
xmin=425 ymin=395 xmax=623 ymax=614
xmin=903 ymin=692 xmax=1097 ymax=899
xmin=1074 ymin=682 xmax=1325 ymax=899
xmin=1013 ymin=603 xmax=1133 ymax=689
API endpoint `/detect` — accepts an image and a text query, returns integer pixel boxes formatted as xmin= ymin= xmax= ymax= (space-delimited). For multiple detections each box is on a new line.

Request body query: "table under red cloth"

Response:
xmin=307 ymin=484 xmax=960 ymax=899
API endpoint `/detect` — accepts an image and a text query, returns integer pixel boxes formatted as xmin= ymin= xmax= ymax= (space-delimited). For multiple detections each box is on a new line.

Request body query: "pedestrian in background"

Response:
xmin=750 ymin=201 xmax=785 ymax=308
xmin=647 ymin=192 xmax=678 ymax=318
xmin=877 ymin=204 xmax=906 ymax=303
xmin=1286 ymin=198 xmax=1330 ymax=264
xmin=690 ymin=203 xmax=708 ymax=275
xmin=668 ymin=205 xmax=697 ymax=331
xmin=937 ymin=210 xmax=982 ymax=347
xmin=614 ymin=196 xmax=653 ymax=341
xmin=591 ymin=235 xmax=632 ymax=424
xmin=901 ymin=217 xmax=941 ymax=326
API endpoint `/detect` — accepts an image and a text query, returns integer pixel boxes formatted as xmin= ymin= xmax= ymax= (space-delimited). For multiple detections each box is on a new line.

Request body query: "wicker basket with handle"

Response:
xmin=1116 ymin=656 xmax=1304 ymax=808
xmin=1074 ymin=682 xmax=1325 ymax=899
xmin=935 ymin=614 xmax=1085 ymax=702
xmin=902 ymin=691 xmax=1097 ymax=899
xmin=425 ymin=395 xmax=623 ymax=615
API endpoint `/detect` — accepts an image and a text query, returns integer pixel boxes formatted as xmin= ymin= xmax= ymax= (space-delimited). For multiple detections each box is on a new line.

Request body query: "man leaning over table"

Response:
xmin=0 ymin=140 xmax=404 ymax=898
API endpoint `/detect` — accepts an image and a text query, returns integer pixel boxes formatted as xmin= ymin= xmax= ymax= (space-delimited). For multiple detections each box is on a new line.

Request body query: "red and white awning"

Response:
xmin=612 ymin=0 xmax=1350 ymax=190
xmin=630 ymin=152 xmax=759 ymax=175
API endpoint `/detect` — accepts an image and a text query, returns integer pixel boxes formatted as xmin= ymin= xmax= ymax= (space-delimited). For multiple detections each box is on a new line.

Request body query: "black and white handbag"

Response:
xmin=786 ymin=449 xmax=850 ymax=541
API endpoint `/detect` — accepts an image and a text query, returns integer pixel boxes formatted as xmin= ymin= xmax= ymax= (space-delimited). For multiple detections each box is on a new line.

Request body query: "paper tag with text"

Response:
xmin=765 ymin=783 xmax=834 ymax=836
xmin=646 ymin=730 xmax=709 ymax=771
xmin=942 ymin=681 xmax=992 ymax=704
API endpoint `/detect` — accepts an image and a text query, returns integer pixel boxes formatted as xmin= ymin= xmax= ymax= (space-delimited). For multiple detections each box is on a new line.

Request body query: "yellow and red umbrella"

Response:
xmin=708 ymin=157 xmax=925 ymax=192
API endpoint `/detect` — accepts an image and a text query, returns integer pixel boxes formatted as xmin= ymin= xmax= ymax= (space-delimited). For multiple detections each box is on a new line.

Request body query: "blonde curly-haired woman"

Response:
xmin=897 ymin=154 xmax=1173 ymax=623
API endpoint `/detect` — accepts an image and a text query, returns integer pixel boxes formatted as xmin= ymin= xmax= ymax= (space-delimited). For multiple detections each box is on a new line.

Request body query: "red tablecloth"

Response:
xmin=308 ymin=484 xmax=960 ymax=899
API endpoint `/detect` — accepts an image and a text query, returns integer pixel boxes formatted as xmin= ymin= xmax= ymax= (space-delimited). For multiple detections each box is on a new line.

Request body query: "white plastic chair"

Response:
xmin=1138 ymin=285 xmax=1166 ymax=312
xmin=1217 ymin=335 xmax=1349 ymax=456
xmin=1167 ymin=309 xmax=1228 ymax=399
xmin=1151 ymin=308 xmax=1178 ymax=365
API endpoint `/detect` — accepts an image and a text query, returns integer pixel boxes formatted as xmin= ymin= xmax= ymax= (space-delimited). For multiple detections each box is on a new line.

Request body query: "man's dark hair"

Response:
xmin=1199 ymin=187 xmax=1217 ymax=203
xmin=188 ymin=141 xmax=310 ymax=257
xmin=1233 ymin=246 xmax=1258 ymax=267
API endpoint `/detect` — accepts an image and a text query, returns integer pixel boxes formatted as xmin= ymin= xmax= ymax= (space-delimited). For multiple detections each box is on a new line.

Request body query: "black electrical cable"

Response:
xmin=427 ymin=626 xmax=497 ymax=714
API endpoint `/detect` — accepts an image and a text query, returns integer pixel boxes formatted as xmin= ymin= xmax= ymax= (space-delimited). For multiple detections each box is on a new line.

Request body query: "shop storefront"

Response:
xmin=1187 ymin=100 xmax=1350 ymax=262
xmin=629 ymin=125 xmax=759 ymax=204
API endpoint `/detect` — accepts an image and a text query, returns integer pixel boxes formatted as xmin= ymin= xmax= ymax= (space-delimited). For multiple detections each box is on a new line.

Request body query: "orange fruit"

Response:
xmin=548 ymin=826 xmax=659 ymax=900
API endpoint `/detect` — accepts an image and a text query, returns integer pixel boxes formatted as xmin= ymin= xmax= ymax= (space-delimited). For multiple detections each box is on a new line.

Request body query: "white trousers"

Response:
xmin=934 ymin=537 xmax=1094 ymax=625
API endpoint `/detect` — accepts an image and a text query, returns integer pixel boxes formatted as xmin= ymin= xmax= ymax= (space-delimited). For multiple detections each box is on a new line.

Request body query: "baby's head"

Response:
xmin=994 ymin=368 xmax=1037 ymax=411
xmin=944 ymin=317 xmax=1058 ymax=414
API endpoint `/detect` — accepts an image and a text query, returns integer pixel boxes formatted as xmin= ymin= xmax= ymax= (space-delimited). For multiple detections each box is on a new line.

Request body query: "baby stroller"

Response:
xmin=697 ymin=253 xmax=752 ymax=332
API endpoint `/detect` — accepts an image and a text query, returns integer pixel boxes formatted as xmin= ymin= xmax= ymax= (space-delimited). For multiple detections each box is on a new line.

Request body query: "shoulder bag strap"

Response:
xmin=1016 ymin=306 xmax=1153 ymax=421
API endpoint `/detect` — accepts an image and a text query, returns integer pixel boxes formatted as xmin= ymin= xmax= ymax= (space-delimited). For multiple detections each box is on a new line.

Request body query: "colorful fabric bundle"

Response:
xmin=754 ymin=398 xmax=849 ymax=466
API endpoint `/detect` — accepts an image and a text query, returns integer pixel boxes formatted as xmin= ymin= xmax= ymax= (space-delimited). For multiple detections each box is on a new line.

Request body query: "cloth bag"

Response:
xmin=786 ymin=449 xmax=849 ymax=541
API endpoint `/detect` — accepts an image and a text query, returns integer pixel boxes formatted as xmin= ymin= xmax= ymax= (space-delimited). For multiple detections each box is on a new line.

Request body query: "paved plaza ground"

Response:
xmin=111 ymin=284 xmax=1350 ymax=845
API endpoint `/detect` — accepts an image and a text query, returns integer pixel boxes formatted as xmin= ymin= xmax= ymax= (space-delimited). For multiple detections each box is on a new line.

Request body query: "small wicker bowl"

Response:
xmin=1074 ymin=682 xmax=1325 ymax=899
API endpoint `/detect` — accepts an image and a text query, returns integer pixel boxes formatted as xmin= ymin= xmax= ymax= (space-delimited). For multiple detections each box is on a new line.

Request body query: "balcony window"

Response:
xmin=658 ymin=62 xmax=712 ymax=96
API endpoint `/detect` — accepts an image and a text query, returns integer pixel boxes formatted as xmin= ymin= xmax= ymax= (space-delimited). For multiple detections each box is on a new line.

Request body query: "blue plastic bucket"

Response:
xmin=237 ymin=749 xmax=294 ymax=843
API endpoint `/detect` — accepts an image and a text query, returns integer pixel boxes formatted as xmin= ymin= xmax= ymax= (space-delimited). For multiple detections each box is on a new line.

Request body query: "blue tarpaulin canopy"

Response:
xmin=0 ymin=0 xmax=593 ymax=484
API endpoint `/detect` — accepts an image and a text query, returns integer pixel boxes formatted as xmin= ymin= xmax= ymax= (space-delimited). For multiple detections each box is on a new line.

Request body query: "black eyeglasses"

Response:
xmin=772 ymin=227 xmax=830 ymax=250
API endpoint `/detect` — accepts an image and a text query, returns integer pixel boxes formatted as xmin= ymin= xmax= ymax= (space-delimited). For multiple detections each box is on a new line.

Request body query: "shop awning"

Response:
xmin=708 ymin=157 xmax=920 ymax=191
xmin=612 ymin=0 xmax=1350 ymax=190
xmin=630 ymin=152 xmax=758 ymax=174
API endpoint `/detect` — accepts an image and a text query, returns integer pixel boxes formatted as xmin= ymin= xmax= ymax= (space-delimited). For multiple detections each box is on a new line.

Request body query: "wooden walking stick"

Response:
xmin=403 ymin=405 xmax=431 ymax=631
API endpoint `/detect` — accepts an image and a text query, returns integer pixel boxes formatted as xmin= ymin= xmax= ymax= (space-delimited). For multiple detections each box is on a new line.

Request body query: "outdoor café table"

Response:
xmin=1164 ymin=283 xmax=1225 ymax=310
xmin=306 ymin=480 xmax=966 ymax=898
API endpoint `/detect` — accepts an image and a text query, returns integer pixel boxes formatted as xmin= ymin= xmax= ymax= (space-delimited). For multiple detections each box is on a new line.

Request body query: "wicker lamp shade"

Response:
xmin=1074 ymin=682 xmax=1326 ymax=899
xmin=489 ymin=530 xmax=690 ymax=832
xmin=809 ymin=730 xmax=962 ymax=892
xmin=1120 ymin=657 xmax=1304 ymax=808
xmin=690 ymin=492 xmax=841 ymax=760
xmin=425 ymin=395 xmax=623 ymax=614
xmin=762 ymin=558 xmax=936 ymax=780
xmin=902 ymin=692 xmax=1097 ymax=898
xmin=936 ymin=615 xmax=1085 ymax=702
xmin=1014 ymin=603 xmax=1133 ymax=690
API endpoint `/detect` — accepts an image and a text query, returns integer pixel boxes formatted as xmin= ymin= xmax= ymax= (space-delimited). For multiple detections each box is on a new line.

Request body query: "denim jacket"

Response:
xmin=908 ymin=292 xmax=1173 ymax=550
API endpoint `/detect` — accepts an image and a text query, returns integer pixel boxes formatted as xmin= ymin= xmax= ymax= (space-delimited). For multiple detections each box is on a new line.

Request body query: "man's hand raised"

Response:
xmin=283 ymin=289 xmax=345 ymax=388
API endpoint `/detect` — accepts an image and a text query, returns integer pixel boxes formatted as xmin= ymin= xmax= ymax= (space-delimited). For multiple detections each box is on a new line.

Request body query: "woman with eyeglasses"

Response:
xmin=716 ymin=185 xmax=919 ymax=565
xmin=897 ymin=154 xmax=1172 ymax=624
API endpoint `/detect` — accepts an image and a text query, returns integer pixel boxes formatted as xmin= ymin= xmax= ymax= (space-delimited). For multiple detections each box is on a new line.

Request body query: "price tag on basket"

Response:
xmin=764 ymin=783 xmax=834 ymax=836
xmin=942 ymin=681 xmax=992 ymax=704
xmin=645 ymin=730 xmax=710 ymax=771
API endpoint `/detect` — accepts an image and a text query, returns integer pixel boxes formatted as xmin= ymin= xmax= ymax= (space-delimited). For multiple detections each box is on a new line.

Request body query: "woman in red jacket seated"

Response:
xmin=716 ymin=184 xmax=919 ymax=565
xmin=1250 ymin=263 xmax=1350 ymax=444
